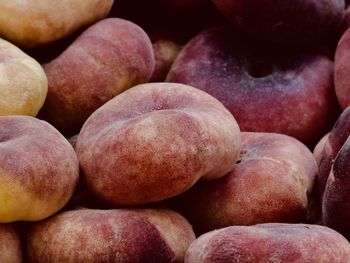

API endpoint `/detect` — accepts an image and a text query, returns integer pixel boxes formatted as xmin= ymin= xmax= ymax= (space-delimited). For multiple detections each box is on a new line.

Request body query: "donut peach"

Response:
xmin=0 ymin=116 xmax=79 ymax=222
xmin=76 ymin=82 xmax=241 ymax=206
xmin=173 ymin=132 xmax=317 ymax=233
xmin=185 ymin=223 xmax=350 ymax=263
xmin=166 ymin=26 xmax=339 ymax=144
xmin=0 ymin=38 xmax=47 ymax=116
xmin=27 ymin=208 xmax=196 ymax=263
xmin=0 ymin=0 xmax=114 ymax=47
xmin=40 ymin=18 xmax=155 ymax=136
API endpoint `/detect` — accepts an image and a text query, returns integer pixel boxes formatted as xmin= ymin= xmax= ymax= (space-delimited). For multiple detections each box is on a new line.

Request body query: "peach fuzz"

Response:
xmin=185 ymin=223 xmax=350 ymax=263
xmin=166 ymin=26 xmax=339 ymax=145
xmin=0 ymin=224 xmax=22 ymax=263
xmin=173 ymin=132 xmax=317 ymax=234
xmin=0 ymin=116 xmax=79 ymax=222
xmin=26 ymin=208 xmax=195 ymax=263
xmin=39 ymin=18 xmax=155 ymax=136
xmin=76 ymin=82 xmax=241 ymax=206
xmin=0 ymin=0 xmax=114 ymax=48
xmin=0 ymin=38 xmax=47 ymax=116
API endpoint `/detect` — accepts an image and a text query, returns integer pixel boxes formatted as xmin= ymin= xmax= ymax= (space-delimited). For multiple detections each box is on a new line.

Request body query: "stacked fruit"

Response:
xmin=1 ymin=0 xmax=350 ymax=262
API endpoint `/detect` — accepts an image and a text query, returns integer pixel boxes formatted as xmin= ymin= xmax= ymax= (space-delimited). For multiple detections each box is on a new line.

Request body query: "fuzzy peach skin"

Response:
xmin=0 ymin=38 xmax=47 ymax=116
xmin=26 ymin=208 xmax=195 ymax=263
xmin=166 ymin=26 xmax=339 ymax=145
xmin=173 ymin=132 xmax=317 ymax=234
xmin=0 ymin=224 xmax=22 ymax=263
xmin=76 ymin=82 xmax=241 ymax=206
xmin=39 ymin=18 xmax=155 ymax=136
xmin=185 ymin=223 xmax=350 ymax=263
xmin=0 ymin=116 xmax=79 ymax=222
xmin=0 ymin=0 xmax=114 ymax=48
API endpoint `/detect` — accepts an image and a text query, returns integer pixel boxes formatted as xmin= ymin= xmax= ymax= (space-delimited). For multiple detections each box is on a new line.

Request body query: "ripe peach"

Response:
xmin=0 ymin=0 xmax=114 ymax=47
xmin=0 ymin=116 xmax=79 ymax=222
xmin=0 ymin=224 xmax=22 ymax=263
xmin=173 ymin=132 xmax=317 ymax=234
xmin=166 ymin=26 xmax=339 ymax=145
xmin=39 ymin=18 xmax=155 ymax=136
xmin=185 ymin=223 xmax=350 ymax=262
xmin=0 ymin=38 xmax=47 ymax=116
xmin=76 ymin=82 xmax=241 ymax=206
xmin=27 ymin=208 xmax=195 ymax=263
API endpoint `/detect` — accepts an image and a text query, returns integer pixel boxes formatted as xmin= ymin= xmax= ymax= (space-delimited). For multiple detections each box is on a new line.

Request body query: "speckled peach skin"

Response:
xmin=185 ymin=223 xmax=350 ymax=263
xmin=39 ymin=18 xmax=155 ymax=136
xmin=0 ymin=116 xmax=79 ymax=222
xmin=166 ymin=26 xmax=339 ymax=145
xmin=0 ymin=0 xmax=114 ymax=48
xmin=26 ymin=208 xmax=196 ymax=263
xmin=0 ymin=38 xmax=47 ymax=116
xmin=323 ymin=136 xmax=350 ymax=239
xmin=76 ymin=82 xmax=241 ymax=206
xmin=0 ymin=224 xmax=22 ymax=263
xmin=211 ymin=0 xmax=345 ymax=47
xmin=174 ymin=132 xmax=317 ymax=234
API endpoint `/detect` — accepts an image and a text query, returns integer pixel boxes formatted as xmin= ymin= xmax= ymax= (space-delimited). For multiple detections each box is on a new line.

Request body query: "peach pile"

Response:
xmin=1 ymin=0 xmax=350 ymax=262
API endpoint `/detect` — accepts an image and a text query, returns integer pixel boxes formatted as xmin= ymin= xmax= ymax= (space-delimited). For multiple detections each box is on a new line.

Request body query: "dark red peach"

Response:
xmin=166 ymin=26 xmax=340 ymax=145
xmin=307 ymin=107 xmax=350 ymax=223
xmin=323 ymin=136 xmax=350 ymax=239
